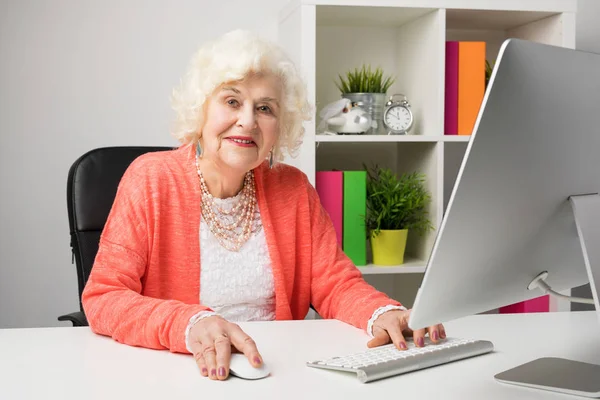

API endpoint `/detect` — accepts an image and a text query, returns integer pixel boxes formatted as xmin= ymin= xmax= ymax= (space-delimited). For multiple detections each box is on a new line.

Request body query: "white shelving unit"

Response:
xmin=278 ymin=0 xmax=576 ymax=306
xmin=316 ymin=135 xmax=471 ymax=143
xmin=360 ymin=261 xmax=426 ymax=275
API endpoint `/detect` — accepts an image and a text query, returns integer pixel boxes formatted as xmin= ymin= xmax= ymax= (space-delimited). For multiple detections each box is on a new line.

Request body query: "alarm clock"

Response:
xmin=382 ymin=94 xmax=413 ymax=135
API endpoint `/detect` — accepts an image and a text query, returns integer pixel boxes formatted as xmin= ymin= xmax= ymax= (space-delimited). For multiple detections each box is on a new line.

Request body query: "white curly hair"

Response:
xmin=170 ymin=29 xmax=312 ymax=163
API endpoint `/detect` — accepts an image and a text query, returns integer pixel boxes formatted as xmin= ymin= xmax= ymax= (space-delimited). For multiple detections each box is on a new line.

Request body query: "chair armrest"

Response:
xmin=58 ymin=311 xmax=88 ymax=327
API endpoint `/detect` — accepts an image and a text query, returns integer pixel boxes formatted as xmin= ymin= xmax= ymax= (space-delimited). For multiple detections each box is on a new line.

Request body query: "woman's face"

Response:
xmin=200 ymin=73 xmax=282 ymax=173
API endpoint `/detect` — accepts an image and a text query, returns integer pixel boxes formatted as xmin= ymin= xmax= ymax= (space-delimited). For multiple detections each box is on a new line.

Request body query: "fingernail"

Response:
xmin=218 ymin=367 xmax=226 ymax=377
xmin=441 ymin=331 xmax=447 ymax=339
xmin=432 ymin=331 xmax=439 ymax=341
xmin=400 ymin=342 xmax=407 ymax=350
xmin=254 ymin=356 xmax=262 ymax=365
xmin=210 ymin=368 xmax=216 ymax=377
xmin=201 ymin=367 xmax=208 ymax=375
xmin=417 ymin=338 xmax=424 ymax=347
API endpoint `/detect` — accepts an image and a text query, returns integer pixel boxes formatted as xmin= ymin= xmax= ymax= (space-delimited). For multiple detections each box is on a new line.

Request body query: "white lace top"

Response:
xmin=199 ymin=194 xmax=276 ymax=321
xmin=184 ymin=192 xmax=405 ymax=352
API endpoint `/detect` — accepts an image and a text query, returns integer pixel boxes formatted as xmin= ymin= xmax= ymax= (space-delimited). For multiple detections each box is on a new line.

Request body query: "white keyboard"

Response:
xmin=306 ymin=337 xmax=494 ymax=383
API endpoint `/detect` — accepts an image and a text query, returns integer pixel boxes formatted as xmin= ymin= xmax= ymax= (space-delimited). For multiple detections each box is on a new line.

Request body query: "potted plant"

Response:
xmin=335 ymin=65 xmax=395 ymax=135
xmin=364 ymin=164 xmax=434 ymax=265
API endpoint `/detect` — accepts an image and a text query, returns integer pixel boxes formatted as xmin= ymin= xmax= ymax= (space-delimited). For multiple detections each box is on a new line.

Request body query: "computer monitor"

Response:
xmin=408 ymin=39 xmax=600 ymax=397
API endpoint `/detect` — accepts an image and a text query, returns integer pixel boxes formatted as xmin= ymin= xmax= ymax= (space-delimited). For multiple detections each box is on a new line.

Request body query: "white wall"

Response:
xmin=2 ymin=0 xmax=600 ymax=329
xmin=577 ymin=0 xmax=600 ymax=53
xmin=0 ymin=0 xmax=281 ymax=328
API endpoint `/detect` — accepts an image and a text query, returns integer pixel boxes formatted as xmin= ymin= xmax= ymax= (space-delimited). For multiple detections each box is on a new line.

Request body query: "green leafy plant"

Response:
xmin=364 ymin=164 xmax=434 ymax=237
xmin=335 ymin=65 xmax=396 ymax=94
xmin=485 ymin=59 xmax=494 ymax=88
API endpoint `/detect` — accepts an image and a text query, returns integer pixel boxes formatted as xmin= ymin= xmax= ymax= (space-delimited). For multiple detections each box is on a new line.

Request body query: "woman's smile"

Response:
xmin=225 ymin=136 xmax=256 ymax=148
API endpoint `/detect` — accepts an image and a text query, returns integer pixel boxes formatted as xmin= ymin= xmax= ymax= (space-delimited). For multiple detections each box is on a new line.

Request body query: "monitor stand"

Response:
xmin=494 ymin=194 xmax=600 ymax=398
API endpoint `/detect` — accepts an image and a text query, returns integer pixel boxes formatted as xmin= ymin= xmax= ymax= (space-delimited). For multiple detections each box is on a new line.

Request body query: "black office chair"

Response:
xmin=58 ymin=146 xmax=173 ymax=326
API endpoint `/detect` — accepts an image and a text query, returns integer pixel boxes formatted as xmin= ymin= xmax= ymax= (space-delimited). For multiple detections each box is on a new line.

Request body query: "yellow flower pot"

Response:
xmin=370 ymin=229 xmax=408 ymax=266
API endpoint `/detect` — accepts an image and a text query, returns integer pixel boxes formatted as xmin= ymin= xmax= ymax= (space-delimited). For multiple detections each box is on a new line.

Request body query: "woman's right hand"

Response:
xmin=188 ymin=315 xmax=263 ymax=380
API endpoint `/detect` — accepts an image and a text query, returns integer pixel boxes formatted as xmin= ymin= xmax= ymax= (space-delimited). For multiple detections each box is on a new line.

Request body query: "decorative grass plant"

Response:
xmin=335 ymin=65 xmax=396 ymax=94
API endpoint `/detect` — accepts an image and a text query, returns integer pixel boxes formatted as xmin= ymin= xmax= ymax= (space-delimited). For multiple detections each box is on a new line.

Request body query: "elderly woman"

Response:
xmin=82 ymin=29 xmax=445 ymax=381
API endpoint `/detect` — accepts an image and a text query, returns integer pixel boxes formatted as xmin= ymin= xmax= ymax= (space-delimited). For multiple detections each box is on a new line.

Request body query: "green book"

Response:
xmin=343 ymin=171 xmax=367 ymax=266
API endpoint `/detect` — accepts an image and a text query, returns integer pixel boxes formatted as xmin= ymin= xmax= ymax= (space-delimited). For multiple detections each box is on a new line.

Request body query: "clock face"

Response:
xmin=384 ymin=106 xmax=412 ymax=132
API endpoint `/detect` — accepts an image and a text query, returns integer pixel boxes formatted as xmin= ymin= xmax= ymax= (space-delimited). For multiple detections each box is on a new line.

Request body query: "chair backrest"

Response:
xmin=67 ymin=146 xmax=173 ymax=310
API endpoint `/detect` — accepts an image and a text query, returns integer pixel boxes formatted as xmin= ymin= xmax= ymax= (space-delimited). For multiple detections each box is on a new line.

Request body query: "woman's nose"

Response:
xmin=236 ymin=104 xmax=258 ymax=131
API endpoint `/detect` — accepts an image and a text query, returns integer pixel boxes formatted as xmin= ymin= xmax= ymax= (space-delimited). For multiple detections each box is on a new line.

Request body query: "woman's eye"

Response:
xmin=258 ymin=105 xmax=272 ymax=113
xmin=227 ymin=99 xmax=239 ymax=107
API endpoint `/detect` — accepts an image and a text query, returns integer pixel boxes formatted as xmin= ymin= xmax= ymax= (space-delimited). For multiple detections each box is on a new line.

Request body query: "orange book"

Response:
xmin=458 ymin=42 xmax=486 ymax=135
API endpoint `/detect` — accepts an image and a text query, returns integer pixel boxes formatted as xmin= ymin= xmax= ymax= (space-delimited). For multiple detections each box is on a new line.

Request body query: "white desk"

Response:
xmin=1 ymin=312 xmax=598 ymax=399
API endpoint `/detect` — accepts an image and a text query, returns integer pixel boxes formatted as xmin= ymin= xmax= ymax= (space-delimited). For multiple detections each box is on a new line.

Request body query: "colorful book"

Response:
xmin=445 ymin=41 xmax=459 ymax=135
xmin=499 ymin=295 xmax=550 ymax=313
xmin=458 ymin=41 xmax=486 ymax=135
xmin=315 ymin=171 xmax=343 ymax=246
xmin=343 ymin=171 xmax=367 ymax=266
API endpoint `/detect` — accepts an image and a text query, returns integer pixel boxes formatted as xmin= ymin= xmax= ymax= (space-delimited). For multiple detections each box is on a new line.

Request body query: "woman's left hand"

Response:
xmin=367 ymin=309 xmax=446 ymax=350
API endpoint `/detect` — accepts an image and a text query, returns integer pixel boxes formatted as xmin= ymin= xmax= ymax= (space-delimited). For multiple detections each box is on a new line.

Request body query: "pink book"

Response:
xmin=445 ymin=41 xmax=459 ymax=135
xmin=315 ymin=171 xmax=343 ymax=246
xmin=499 ymin=295 xmax=550 ymax=313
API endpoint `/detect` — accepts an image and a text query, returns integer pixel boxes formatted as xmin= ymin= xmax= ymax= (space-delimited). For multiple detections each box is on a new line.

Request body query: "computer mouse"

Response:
xmin=228 ymin=353 xmax=270 ymax=380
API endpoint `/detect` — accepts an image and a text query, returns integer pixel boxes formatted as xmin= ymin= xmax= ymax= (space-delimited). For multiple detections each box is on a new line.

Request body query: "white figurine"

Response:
xmin=317 ymin=98 xmax=373 ymax=135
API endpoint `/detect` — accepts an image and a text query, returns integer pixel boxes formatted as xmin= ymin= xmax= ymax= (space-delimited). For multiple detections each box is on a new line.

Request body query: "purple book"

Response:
xmin=445 ymin=41 xmax=459 ymax=135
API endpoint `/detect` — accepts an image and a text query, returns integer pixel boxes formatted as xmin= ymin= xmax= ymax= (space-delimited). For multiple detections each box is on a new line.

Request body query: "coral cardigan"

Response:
xmin=82 ymin=144 xmax=402 ymax=354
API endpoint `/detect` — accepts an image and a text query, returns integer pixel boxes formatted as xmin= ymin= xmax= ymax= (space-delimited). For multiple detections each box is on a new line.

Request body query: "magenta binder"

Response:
xmin=445 ymin=41 xmax=459 ymax=135
xmin=315 ymin=171 xmax=343 ymax=246
xmin=499 ymin=296 xmax=550 ymax=314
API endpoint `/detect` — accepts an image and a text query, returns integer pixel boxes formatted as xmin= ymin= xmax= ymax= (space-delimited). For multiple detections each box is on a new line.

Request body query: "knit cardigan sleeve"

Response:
xmin=81 ymin=158 xmax=210 ymax=354
xmin=305 ymin=174 xmax=403 ymax=331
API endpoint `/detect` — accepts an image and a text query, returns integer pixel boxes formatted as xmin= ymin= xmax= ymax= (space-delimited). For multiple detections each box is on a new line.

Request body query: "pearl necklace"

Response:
xmin=195 ymin=156 xmax=261 ymax=252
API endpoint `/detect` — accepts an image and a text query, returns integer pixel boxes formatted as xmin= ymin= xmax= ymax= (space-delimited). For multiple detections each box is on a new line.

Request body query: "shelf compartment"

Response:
xmin=316 ymin=141 xmax=440 ymax=263
xmin=446 ymin=9 xmax=574 ymax=67
xmin=316 ymin=7 xmax=444 ymax=138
